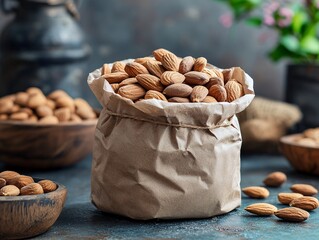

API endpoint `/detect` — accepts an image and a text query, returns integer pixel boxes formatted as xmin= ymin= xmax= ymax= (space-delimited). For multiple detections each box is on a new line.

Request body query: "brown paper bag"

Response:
xmin=88 ymin=60 xmax=254 ymax=220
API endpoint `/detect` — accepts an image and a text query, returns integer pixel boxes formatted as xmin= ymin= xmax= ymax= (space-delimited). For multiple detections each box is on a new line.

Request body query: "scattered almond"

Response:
xmin=274 ymin=207 xmax=309 ymax=222
xmin=245 ymin=203 xmax=277 ymax=216
xmin=263 ymin=172 xmax=287 ymax=187
xmin=290 ymin=184 xmax=318 ymax=196
xmin=242 ymin=186 xmax=270 ymax=199
xmin=290 ymin=196 xmax=319 ymax=211
xmin=278 ymin=193 xmax=303 ymax=205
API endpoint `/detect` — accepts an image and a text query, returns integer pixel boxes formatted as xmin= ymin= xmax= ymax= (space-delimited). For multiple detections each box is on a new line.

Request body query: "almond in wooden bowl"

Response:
xmin=0 ymin=178 xmax=67 ymax=240
xmin=280 ymin=133 xmax=319 ymax=175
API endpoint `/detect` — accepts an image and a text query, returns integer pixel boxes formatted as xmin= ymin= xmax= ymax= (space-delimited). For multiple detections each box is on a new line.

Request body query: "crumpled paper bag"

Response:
xmin=88 ymin=60 xmax=254 ymax=220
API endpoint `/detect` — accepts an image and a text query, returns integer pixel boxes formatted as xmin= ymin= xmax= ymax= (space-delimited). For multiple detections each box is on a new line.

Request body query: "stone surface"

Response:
xmin=0 ymin=155 xmax=318 ymax=239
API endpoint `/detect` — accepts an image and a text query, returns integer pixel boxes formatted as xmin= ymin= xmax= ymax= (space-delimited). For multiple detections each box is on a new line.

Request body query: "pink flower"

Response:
xmin=278 ymin=7 xmax=293 ymax=27
xmin=219 ymin=13 xmax=233 ymax=28
xmin=264 ymin=15 xmax=275 ymax=26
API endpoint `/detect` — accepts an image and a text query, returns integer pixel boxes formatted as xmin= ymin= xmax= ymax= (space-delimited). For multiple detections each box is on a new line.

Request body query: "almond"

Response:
xmin=222 ymin=68 xmax=233 ymax=83
xmin=161 ymin=52 xmax=180 ymax=71
xmin=19 ymin=107 xmax=33 ymax=116
xmin=103 ymin=72 xmax=129 ymax=84
xmin=225 ymin=80 xmax=244 ymax=102
xmin=206 ymin=77 xmax=224 ymax=89
xmin=274 ymin=207 xmax=309 ymax=222
xmin=136 ymin=74 xmax=164 ymax=91
xmin=190 ymin=86 xmax=209 ymax=102
xmin=202 ymin=96 xmax=218 ymax=103
xmin=119 ymin=78 xmax=138 ymax=87
xmin=160 ymin=71 xmax=185 ymax=86
xmin=76 ymin=107 xmax=96 ymax=120
xmin=36 ymin=105 xmax=53 ymax=117
xmin=111 ymin=83 xmax=120 ymax=92
xmin=209 ymin=85 xmax=227 ymax=102
xmin=168 ymin=97 xmax=190 ymax=103
xmin=27 ymin=93 xmax=47 ymax=108
xmin=10 ymin=112 xmax=29 ymax=121
xmin=163 ymin=84 xmax=193 ymax=98
xmin=245 ymin=203 xmax=277 ymax=216
xmin=145 ymin=60 xmax=166 ymax=78
xmin=47 ymin=90 xmax=69 ymax=100
xmin=184 ymin=71 xmax=210 ymax=85
xmin=15 ymin=92 xmax=29 ymax=106
xmin=211 ymin=68 xmax=224 ymax=80
xmin=290 ymin=184 xmax=318 ymax=196
xmin=0 ymin=178 xmax=6 ymax=188
xmin=290 ymin=196 xmax=319 ymax=211
xmin=54 ymin=107 xmax=71 ymax=122
xmin=145 ymin=90 xmax=168 ymax=101
xmin=0 ymin=114 xmax=8 ymax=120
xmin=102 ymin=63 xmax=111 ymax=75
xmin=38 ymin=180 xmax=58 ymax=193
xmin=263 ymin=172 xmax=287 ymax=187
xmin=111 ymin=61 xmax=126 ymax=73
xmin=242 ymin=186 xmax=269 ymax=199
xmin=26 ymin=87 xmax=43 ymax=96
xmin=0 ymin=185 xmax=20 ymax=196
xmin=0 ymin=99 xmax=14 ymax=114
xmin=125 ymin=62 xmax=149 ymax=77
xmin=70 ymin=114 xmax=82 ymax=123
xmin=27 ymin=115 xmax=38 ymax=123
xmin=0 ymin=171 xmax=20 ymax=181
xmin=39 ymin=115 xmax=59 ymax=124
xmin=179 ymin=56 xmax=195 ymax=74
xmin=1 ymin=94 xmax=16 ymax=102
xmin=9 ymin=104 xmax=21 ymax=114
xmin=7 ymin=175 xmax=34 ymax=189
xmin=193 ymin=57 xmax=207 ymax=72
xmin=202 ymin=68 xmax=218 ymax=78
xmin=118 ymin=84 xmax=146 ymax=101
xmin=153 ymin=48 xmax=172 ymax=61
xmin=134 ymin=57 xmax=154 ymax=67
xmin=231 ymin=67 xmax=245 ymax=83
xmin=20 ymin=183 xmax=44 ymax=195
xmin=55 ymin=96 xmax=75 ymax=112
xmin=74 ymin=98 xmax=92 ymax=110
xmin=278 ymin=193 xmax=303 ymax=205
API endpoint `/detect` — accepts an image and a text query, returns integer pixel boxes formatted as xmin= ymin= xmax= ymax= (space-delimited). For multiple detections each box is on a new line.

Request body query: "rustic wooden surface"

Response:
xmin=0 ymin=120 xmax=97 ymax=169
xmin=0 ymin=179 xmax=67 ymax=240
xmin=0 ymin=155 xmax=318 ymax=239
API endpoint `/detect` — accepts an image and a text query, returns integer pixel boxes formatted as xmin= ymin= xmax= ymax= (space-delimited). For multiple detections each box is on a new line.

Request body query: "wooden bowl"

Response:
xmin=280 ymin=133 xmax=319 ymax=175
xmin=0 ymin=178 xmax=67 ymax=240
xmin=0 ymin=119 xmax=97 ymax=169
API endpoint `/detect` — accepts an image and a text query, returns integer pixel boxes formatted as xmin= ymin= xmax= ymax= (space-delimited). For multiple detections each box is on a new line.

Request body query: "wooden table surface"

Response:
xmin=0 ymin=155 xmax=318 ymax=240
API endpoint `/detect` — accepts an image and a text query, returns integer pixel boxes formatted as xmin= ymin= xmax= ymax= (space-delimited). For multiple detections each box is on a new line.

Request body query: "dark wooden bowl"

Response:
xmin=0 ymin=178 xmax=67 ymax=240
xmin=0 ymin=119 xmax=97 ymax=169
xmin=280 ymin=133 xmax=319 ymax=175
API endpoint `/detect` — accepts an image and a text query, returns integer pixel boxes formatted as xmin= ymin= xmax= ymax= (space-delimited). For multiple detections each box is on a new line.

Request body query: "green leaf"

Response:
xmin=245 ymin=17 xmax=262 ymax=26
xmin=300 ymin=36 xmax=319 ymax=54
xmin=280 ymin=35 xmax=299 ymax=52
xmin=292 ymin=11 xmax=307 ymax=34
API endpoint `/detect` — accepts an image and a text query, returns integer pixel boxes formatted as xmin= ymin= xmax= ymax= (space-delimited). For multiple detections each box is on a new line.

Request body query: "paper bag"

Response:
xmin=88 ymin=60 xmax=254 ymax=220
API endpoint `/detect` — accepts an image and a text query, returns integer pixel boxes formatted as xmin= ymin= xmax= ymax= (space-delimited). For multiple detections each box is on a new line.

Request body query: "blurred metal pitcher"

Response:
xmin=0 ymin=0 xmax=90 ymax=96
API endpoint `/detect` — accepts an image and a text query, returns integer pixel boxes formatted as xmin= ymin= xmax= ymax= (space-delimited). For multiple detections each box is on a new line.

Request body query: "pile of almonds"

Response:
xmin=0 ymin=88 xmax=97 ymax=124
xmin=295 ymin=128 xmax=319 ymax=147
xmin=101 ymin=48 xmax=246 ymax=103
xmin=0 ymin=171 xmax=57 ymax=196
xmin=243 ymin=171 xmax=318 ymax=222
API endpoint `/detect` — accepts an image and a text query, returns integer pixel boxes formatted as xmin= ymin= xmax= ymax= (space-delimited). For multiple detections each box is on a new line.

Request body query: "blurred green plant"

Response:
xmin=216 ymin=0 xmax=319 ymax=63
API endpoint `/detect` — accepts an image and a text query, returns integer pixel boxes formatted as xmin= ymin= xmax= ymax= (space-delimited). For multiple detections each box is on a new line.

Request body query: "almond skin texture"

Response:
xmin=20 ymin=183 xmax=44 ymax=195
xmin=209 ymin=85 xmax=227 ymax=102
xmin=274 ymin=207 xmax=309 ymax=222
xmin=290 ymin=184 xmax=318 ymax=196
xmin=136 ymin=74 xmax=164 ymax=92
xmin=160 ymin=71 xmax=185 ymax=86
xmin=278 ymin=193 xmax=303 ymax=205
xmin=242 ymin=186 xmax=270 ymax=199
xmin=179 ymin=56 xmax=195 ymax=74
xmin=184 ymin=71 xmax=210 ymax=85
xmin=206 ymin=77 xmax=224 ymax=89
xmin=163 ymin=84 xmax=193 ymax=98
xmin=202 ymin=68 xmax=218 ymax=78
xmin=102 ymin=63 xmax=111 ymax=75
xmin=290 ymin=196 xmax=319 ymax=211
xmin=119 ymin=78 xmax=138 ymax=87
xmin=38 ymin=180 xmax=58 ymax=193
xmin=111 ymin=61 xmax=126 ymax=73
xmin=168 ymin=97 xmax=190 ymax=103
xmin=225 ymin=80 xmax=244 ymax=102
xmin=161 ymin=52 xmax=180 ymax=71
xmin=193 ymin=57 xmax=207 ymax=72
xmin=245 ymin=203 xmax=277 ymax=216
xmin=0 ymin=185 xmax=20 ymax=196
xmin=7 ymin=175 xmax=34 ymax=189
xmin=153 ymin=48 xmax=172 ymax=61
xmin=134 ymin=57 xmax=154 ymax=66
xmin=0 ymin=178 xmax=6 ymax=188
xmin=118 ymin=84 xmax=146 ymax=101
xmin=263 ymin=172 xmax=287 ymax=187
xmin=103 ymin=72 xmax=129 ymax=84
xmin=203 ymin=96 xmax=218 ymax=103
xmin=0 ymin=171 xmax=20 ymax=181
xmin=190 ymin=86 xmax=209 ymax=102
xmin=145 ymin=60 xmax=166 ymax=78
xmin=39 ymin=116 xmax=59 ymax=124
xmin=125 ymin=62 xmax=149 ymax=77
xmin=145 ymin=90 xmax=168 ymax=101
